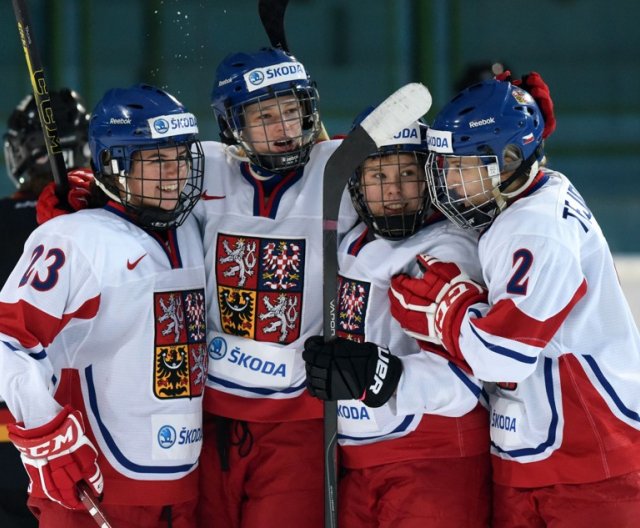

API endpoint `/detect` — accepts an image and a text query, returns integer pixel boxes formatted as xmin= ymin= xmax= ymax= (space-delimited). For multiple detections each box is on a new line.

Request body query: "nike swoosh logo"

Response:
xmin=201 ymin=191 xmax=226 ymax=200
xmin=127 ymin=254 xmax=147 ymax=270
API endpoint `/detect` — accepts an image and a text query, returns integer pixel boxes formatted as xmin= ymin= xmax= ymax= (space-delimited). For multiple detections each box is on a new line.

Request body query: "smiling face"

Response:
xmin=360 ymin=152 xmax=426 ymax=217
xmin=240 ymin=95 xmax=304 ymax=156
xmin=126 ymin=146 xmax=191 ymax=210
xmin=438 ymin=154 xmax=497 ymax=207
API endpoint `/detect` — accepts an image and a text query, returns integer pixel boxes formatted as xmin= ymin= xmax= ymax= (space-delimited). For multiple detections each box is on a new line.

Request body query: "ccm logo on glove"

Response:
xmin=8 ymin=406 xmax=104 ymax=510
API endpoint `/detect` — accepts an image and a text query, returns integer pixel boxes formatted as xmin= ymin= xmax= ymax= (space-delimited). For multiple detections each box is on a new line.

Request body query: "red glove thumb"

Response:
xmin=520 ymin=72 xmax=556 ymax=139
xmin=66 ymin=168 xmax=94 ymax=211
xmin=36 ymin=168 xmax=94 ymax=225
xmin=495 ymin=70 xmax=515 ymax=83
xmin=495 ymin=70 xmax=555 ymax=139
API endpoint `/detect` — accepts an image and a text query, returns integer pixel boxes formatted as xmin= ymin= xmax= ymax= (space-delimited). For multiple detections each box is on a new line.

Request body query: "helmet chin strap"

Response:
xmin=224 ymin=144 xmax=250 ymax=164
xmin=501 ymin=160 xmax=539 ymax=200
xmin=94 ymin=172 xmax=124 ymax=204
xmin=94 ymin=158 xmax=133 ymax=206
xmin=497 ymin=144 xmax=544 ymax=202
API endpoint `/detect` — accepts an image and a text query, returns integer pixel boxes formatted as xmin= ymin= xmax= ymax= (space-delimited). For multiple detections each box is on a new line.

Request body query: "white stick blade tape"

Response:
xmin=360 ymin=83 xmax=432 ymax=148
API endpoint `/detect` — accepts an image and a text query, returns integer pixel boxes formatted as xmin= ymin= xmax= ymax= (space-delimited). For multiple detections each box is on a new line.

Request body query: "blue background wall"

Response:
xmin=1 ymin=0 xmax=638 ymax=251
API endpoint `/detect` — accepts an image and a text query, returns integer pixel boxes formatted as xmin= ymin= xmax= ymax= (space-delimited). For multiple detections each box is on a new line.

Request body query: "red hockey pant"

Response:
xmin=493 ymin=469 xmax=640 ymax=527
xmin=28 ymin=497 xmax=197 ymax=528
xmin=197 ymin=415 xmax=324 ymax=528
xmin=339 ymin=453 xmax=491 ymax=528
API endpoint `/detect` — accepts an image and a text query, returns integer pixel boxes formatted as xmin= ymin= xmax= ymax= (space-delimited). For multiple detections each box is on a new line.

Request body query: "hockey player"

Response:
xmin=1 ymin=88 xmax=90 ymax=285
xmin=388 ymin=74 xmax=640 ymax=526
xmin=0 ymin=88 xmax=90 ymax=528
xmin=302 ymin=110 xmax=491 ymax=527
xmin=194 ymin=47 xmax=341 ymax=527
xmin=0 ymin=84 xmax=206 ymax=528
xmin=32 ymin=48 xmax=336 ymax=527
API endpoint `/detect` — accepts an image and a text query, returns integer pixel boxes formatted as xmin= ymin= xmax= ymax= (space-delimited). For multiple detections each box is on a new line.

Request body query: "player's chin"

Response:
xmin=143 ymin=197 xmax=180 ymax=211
xmin=158 ymin=199 xmax=180 ymax=211
xmin=270 ymin=140 xmax=301 ymax=153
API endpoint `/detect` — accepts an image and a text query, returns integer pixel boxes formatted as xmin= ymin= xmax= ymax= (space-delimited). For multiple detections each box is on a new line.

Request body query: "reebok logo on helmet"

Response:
xmin=469 ymin=117 xmax=496 ymax=128
xmin=110 ymin=117 xmax=132 ymax=125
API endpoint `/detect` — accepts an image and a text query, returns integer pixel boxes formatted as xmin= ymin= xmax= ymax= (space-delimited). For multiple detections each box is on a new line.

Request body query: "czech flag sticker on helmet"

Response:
xmin=149 ymin=112 xmax=199 ymax=138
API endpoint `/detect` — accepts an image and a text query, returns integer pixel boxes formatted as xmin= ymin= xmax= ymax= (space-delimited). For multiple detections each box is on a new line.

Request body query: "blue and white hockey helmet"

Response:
xmin=210 ymin=47 xmax=321 ymax=173
xmin=89 ymin=84 xmax=204 ymax=230
xmin=425 ymin=79 xmax=546 ymax=230
xmin=347 ymin=106 xmax=431 ymax=239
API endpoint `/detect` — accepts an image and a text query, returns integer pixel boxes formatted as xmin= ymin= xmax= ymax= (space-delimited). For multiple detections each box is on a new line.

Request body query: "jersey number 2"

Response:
xmin=506 ymin=249 xmax=532 ymax=295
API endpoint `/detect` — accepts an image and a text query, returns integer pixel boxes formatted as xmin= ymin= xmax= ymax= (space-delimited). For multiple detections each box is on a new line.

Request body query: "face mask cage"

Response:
xmin=224 ymin=86 xmax=320 ymax=173
xmin=426 ymin=152 xmax=502 ymax=230
xmin=350 ymin=149 xmax=430 ymax=239
xmin=3 ymin=133 xmax=90 ymax=188
xmin=96 ymin=140 xmax=204 ymax=230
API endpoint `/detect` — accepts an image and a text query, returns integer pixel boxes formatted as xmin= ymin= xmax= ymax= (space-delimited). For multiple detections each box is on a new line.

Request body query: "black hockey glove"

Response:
xmin=302 ymin=336 xmax=402 ymax=408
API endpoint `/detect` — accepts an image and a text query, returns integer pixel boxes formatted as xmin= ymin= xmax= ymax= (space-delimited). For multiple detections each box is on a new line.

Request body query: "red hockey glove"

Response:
xmin=495 ymin=70 xmax=512 ymax=83
xmin=303 ymin=336 xmax=402 ymax=408
xmin=496 ymin=70 xmax=556 ymax=139
xmin=389 ymin=255 xmax=487 ymax=361
xmin=36 ymin=168 xmax=94 ymax=225
xmin=8 ymin=405 xmax=103 ymax=510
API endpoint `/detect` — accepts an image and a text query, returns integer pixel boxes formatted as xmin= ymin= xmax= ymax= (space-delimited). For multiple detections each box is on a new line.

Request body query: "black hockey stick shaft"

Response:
xmin=11 ymin=0 xmax=69 ymax=202
xmin=258 ymin=0 xmax=290 ymax=51
xmin=322 ymin=83 xmax=433 ymax=528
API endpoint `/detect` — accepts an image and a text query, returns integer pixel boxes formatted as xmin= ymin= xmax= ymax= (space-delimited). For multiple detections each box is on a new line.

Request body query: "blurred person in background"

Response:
xmin=0 ymin=88 xmax=90 ymax=528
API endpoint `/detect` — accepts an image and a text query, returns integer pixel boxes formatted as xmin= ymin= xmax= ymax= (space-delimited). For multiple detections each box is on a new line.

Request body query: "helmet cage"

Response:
xmin=425 ymin=79 xmax=546 ymax=230
xmin=426 ymin=152 xmax=502 ymax=230
xmin=89 ymin=84 xmax=204 ymax=230
xmin=349 ymin=148 xmax=430 ymax=240
xmin=211 ymin=48 xmax=321 ymax=173
xmin=94 ymin=139 xmax=204 ymax=230
xmin=220 ymin=85 xmax=320 ymax=173
xmin=3 ymin=89 xmax=89 ymax=188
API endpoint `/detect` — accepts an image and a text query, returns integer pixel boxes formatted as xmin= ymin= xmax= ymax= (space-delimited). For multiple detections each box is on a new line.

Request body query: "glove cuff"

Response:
xmin=440 ymin=291 xmax=486 ymax=366
xmin=8 ymin=405 xmax=76 ymax=440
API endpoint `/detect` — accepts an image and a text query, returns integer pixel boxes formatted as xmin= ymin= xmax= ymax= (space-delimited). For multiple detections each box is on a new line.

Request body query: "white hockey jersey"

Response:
xmin=0 ymin=203 xmax=207 ymax=506
xmin=335 ymin=213 xmax=489 ymax=468
xmin=196 ymin=140 xmax=341 ymax=422
xmin=457 ymin=169 xmax=640 ymax=486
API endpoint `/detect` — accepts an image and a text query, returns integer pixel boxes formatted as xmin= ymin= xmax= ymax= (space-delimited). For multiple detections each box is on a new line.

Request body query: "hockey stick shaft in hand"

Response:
xmin=78 ymin=482 xmax=112 ymax=528
xmin=322 ymin=82 xmax=432 ymax=528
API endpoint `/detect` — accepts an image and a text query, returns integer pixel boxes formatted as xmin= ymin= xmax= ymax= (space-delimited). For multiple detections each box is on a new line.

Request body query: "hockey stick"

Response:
xmin=11 ymin=0 xmax=69 ymax=202
xmin=258 ymin=0 xmax=290 ymax=51
xmin=322 ymin=82 xmax=432 ymax=528
xmin=12 ymin=2 xmax=109 ymax=523
xmin=78 ymin=482 xmax=113 ymax=528
xmin=257 ymin=0 xmax=331 ymax=141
